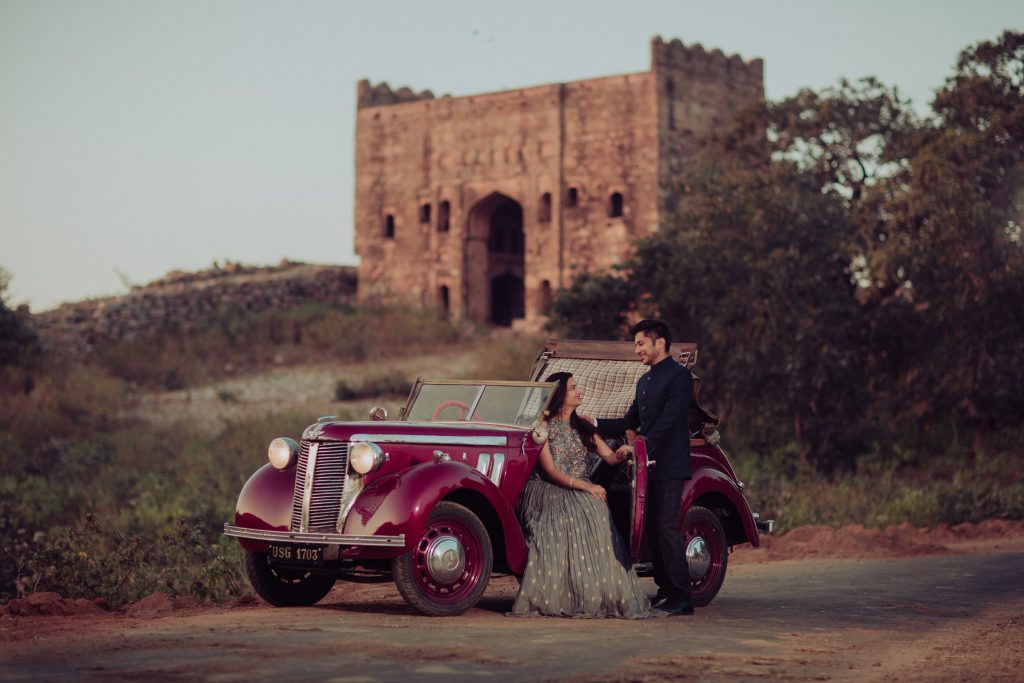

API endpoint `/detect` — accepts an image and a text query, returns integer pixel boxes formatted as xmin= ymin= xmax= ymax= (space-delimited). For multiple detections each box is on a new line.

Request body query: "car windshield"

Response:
xmin=404 ymin=380 xmax=557 ymax=426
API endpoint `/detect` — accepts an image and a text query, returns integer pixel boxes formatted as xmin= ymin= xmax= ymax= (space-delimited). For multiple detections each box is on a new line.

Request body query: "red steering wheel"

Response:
xmin=431 ymin=400 xmax=471 ymax=421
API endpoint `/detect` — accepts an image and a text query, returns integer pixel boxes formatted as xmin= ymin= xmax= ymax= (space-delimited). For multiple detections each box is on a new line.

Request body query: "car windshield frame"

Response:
xmin=401 ymin=379 xmax=558 ymax=427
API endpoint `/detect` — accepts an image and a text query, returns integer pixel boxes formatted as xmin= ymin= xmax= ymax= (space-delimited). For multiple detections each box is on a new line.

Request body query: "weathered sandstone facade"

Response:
xmin=354 ymin=37 xmax=763 ymax=326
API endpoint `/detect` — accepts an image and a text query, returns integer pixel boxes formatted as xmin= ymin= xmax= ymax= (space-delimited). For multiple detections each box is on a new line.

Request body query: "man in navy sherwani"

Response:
xmin=598 ymin=319 xmax=694 ymax=616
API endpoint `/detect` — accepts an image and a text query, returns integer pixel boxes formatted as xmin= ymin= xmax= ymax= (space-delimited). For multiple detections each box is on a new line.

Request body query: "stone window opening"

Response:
xmin=420 ymin=203 xmax=431 ymax=225
xmin=384 ymin=214 xmax=395 ymax=238
xmin=438 ymin=200 xmax=450 ymax=232
xmin=540 ymin=279 xmax=552 ymax=315
xmin=566 ymin=187 xmax=578 ymax=208
xmin=438 ymin=285 xmax=450 ymax=318
xmin=666 ymin=78 xmax=676 ymax=131
xmin=608 ymin=192 xmax=623 ymax=218
xmin=538 ymin=192 xmax=552 ymax=223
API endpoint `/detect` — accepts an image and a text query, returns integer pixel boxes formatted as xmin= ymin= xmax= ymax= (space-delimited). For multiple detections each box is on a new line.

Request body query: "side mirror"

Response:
xmin=369 ymin=405 xmax=388 ymax=421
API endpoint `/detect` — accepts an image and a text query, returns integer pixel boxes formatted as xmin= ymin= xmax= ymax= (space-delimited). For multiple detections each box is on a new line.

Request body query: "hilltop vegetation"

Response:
xmin=0 ymin=296 xmax=504 ymax=606
xmin=553 ymin=31 xmax=1024 ymax=471
xmin=1 ymin=273 xmax=1020 ymax=608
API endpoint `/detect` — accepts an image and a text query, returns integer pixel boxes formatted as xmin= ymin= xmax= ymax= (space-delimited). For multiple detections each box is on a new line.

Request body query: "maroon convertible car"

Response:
xmin=224 ymin=339 xmax=774 ymax=616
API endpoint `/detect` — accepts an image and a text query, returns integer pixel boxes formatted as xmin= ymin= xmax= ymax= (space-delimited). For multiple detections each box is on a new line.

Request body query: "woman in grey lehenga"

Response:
xmin=510 ymin=372 xmax=658 ymax=618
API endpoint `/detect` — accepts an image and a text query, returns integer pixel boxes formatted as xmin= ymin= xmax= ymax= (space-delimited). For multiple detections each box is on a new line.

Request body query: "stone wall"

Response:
xmin=353 ymin=36 xmax=764 ymax=328
xmin=653 ymin=37 xmax=765 ymax=194
xmin=30 ymin=261 xmax=357 ymax=353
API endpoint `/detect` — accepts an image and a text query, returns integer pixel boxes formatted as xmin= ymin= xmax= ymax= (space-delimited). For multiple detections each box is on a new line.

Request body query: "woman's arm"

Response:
xmin=593 ymin=434 xmax=628 ymax=465
xmin=537 ymin=442 xmax=606 ymax=501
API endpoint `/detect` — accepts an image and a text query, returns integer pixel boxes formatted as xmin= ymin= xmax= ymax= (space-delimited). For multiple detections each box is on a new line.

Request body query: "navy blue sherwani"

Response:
xmin=600 ymin=356 xmax=693 ymax=481
xmin=600 ymin=355 xmax=694 ymax=602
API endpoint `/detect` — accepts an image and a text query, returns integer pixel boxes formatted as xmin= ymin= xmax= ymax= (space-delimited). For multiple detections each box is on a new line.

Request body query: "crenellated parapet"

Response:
xmin=651 ymin=36 xmax=763 ymax=92
xmin=358 ymin=79 xmax=436 ymax=108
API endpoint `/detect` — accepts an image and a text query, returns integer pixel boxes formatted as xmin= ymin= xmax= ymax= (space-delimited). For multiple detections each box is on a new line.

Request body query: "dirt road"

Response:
xmin=3 ymin=538 xmax=1022 ymax=682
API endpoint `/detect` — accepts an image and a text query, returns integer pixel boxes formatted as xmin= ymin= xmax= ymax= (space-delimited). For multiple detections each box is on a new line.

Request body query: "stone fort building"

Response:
xmin=354 ymin=37 xmax=763 ymax=327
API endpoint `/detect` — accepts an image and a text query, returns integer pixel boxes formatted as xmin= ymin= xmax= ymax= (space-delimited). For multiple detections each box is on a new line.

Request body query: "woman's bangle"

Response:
xmin=568 ymin=477 xmax=575 ymax=490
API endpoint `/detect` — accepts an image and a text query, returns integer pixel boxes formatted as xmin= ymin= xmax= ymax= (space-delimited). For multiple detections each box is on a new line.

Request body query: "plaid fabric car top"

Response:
xmin=536 ymin=357 xmax=648 ymax=420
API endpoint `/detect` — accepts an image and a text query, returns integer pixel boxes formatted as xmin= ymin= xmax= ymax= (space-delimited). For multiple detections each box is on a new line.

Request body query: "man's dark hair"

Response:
xmin=629 ymin=319 xmax=672 ymax=351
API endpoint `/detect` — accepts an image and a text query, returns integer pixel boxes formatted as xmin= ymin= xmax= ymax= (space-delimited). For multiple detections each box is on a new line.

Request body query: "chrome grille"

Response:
xmin=290 ymin=440 xmax=350 ymax=533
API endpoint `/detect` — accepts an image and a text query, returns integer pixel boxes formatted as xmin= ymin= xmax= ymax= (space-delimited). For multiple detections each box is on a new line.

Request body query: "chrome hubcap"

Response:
xmin=425 ymin=535 xmax=466 ymax=584
xmin=686 ymin=536 xmax=710 ymax=580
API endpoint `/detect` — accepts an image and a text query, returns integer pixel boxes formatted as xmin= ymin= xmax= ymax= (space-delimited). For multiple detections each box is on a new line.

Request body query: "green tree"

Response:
xmin=548 ymin=271 xmax=637 ymax=340
xmin=861 ymin=31 xmax=1024 ymax=440
xmin=552 ymin=79 xmax=917 ymax=467
xmin=0 ymin=268 xmax=41 ymax=372
xmin=645 ymin=143 xmax=867 ymax=465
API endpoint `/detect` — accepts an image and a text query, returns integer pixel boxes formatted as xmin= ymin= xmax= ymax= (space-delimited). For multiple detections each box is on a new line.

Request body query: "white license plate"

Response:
xmin=268 ymin=543 xmax=324 ymax=564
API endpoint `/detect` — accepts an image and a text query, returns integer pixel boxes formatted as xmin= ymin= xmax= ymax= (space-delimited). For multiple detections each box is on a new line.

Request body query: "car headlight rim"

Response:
xmin=268 ymin=437 xmax=299 ymax=470
xmin=350 ymin=441 xmax=383 ymax=475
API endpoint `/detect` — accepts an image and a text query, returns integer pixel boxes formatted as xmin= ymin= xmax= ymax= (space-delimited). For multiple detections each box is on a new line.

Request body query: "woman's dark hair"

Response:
xmin=545 ymin=371 xmax=597 ymax=449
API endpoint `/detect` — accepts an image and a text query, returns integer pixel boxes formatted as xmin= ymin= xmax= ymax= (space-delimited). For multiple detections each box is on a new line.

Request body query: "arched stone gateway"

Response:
xmin=465 ymin=193 xmax=525 ymax=326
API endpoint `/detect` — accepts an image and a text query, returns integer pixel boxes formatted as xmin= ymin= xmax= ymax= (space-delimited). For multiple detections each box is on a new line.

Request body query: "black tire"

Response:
xmin=243 ymin=549 xmax=336 ymax=607
xmin=680 ymin=505 xmax=728 ymax=607
xmin=392 ymin=501 xmax=493 ymax=616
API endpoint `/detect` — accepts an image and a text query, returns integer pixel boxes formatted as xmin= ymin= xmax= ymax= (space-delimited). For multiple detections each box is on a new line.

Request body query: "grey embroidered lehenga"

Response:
xmin=509 ymin=418 xmax=654 ymax=618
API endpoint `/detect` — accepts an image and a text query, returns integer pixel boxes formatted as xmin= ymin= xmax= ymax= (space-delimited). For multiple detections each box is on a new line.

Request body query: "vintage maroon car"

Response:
xmin=224 ymin=339 xmax=773 ymax=616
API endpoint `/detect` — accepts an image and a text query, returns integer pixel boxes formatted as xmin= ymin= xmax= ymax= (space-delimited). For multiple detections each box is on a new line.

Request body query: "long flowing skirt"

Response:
xmin=509 ymin=477 xmax=653 ymax=618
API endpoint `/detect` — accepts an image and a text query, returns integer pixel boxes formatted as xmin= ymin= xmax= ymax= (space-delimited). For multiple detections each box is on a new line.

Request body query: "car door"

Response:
xmin=629 ymin=437 xmax=649 ymax=563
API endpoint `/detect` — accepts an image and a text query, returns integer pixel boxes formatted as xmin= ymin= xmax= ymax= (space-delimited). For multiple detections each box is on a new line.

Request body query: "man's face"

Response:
xmin=634 ymin=332 xmax=665 ymax=366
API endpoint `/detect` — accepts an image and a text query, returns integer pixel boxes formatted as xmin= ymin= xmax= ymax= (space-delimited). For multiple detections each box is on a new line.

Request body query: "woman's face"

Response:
xmin=562 ymin=377 xmax=583 ymax=412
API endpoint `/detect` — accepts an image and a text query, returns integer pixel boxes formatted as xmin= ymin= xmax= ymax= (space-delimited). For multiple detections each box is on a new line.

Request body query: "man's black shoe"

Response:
xmin=652 ymin=593 xmax=670 ymax=609
xmin=659 ymin=598 xmax=695 ymax=616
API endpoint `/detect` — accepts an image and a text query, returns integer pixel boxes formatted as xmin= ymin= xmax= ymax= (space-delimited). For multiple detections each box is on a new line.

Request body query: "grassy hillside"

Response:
xmin=0 ymin=303 xmax=1019 ymax=606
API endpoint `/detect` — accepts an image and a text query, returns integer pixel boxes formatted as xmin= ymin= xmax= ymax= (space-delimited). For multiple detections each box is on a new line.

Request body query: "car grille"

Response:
xmin=290 ymin=440 xmax=350 ymax=533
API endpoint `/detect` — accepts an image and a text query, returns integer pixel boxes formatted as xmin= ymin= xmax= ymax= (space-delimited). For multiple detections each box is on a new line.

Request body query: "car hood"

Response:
xmin=303 ymin=420 xmax=529 ymax=445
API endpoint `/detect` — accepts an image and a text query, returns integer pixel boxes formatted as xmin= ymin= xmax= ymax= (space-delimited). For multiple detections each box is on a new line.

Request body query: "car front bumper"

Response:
xmin=223 ymin=524 xmax=405 ymax=547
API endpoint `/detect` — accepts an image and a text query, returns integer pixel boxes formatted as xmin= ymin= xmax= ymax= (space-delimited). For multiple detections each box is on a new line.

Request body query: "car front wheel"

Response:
xmin=681 ymin=505 xmax=728 ymax=606
xmin=392 ymin=501 xmax=493 ymax=616
xmin=243 ymin=549 xmax=336 ymax=607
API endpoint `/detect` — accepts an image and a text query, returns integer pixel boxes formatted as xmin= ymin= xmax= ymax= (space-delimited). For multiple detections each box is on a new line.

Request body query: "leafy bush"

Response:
xmin=732 ymin=436 xmax=1023 ymax=532
xmin=334 ymin=371 xmax=411 ymax=402
xmin=0 ymin=267 xmax=41 ymax=372
xmin=467 ymin=333 xmax=547 ymax=381
xmin=28 ymin=515 xmax=243 ymax=607
xmin=0 ymin=389 xmax=309 ymax=603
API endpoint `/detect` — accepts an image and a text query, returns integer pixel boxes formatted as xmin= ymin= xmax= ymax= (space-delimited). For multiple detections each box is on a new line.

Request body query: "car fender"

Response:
xmin=233 ymin=463 xmax=297 ymax=551
xmin=682 ymin=466 xmax=760 ymax=547
xmin=343 ymin=460 xmax=528 ymax=572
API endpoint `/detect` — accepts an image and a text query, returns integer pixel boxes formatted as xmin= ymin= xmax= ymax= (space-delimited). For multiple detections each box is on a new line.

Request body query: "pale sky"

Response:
xmin=1 ymin=0 xmax=1021 ymax=311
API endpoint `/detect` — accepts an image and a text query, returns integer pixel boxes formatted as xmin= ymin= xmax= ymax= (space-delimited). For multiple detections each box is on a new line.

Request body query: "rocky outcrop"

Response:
xmin=30 ymin=261 xmax=357 ymax=353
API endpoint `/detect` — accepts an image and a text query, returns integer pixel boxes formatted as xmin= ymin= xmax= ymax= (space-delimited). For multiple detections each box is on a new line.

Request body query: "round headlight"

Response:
xmin=350 ymin=441 xmax=383 ymax=475
xmin=268 ymin=437 xmax=298 ymax=470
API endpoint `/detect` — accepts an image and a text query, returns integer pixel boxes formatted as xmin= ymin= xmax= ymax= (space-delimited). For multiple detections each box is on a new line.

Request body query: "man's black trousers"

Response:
xmin=646 ymin=477 xmax=692 ymax=600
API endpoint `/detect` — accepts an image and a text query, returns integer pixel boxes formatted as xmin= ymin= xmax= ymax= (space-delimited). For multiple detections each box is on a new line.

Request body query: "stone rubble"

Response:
xmin=29 ymin=260 xmax=357 ymax=355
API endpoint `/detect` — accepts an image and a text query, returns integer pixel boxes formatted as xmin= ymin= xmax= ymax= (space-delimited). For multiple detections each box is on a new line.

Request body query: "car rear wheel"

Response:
xmin=243 ymin=549 xmax=336 ymax=607
xmin=392 ymin=501 xmax=493 ymax=616
xmin=681 ymin=505 xmax=728 ymax=606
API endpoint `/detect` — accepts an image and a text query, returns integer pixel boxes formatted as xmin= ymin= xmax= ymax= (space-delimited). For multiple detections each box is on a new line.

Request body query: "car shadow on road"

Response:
xmin=312 ymin=592 xmax=516 ymax=618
